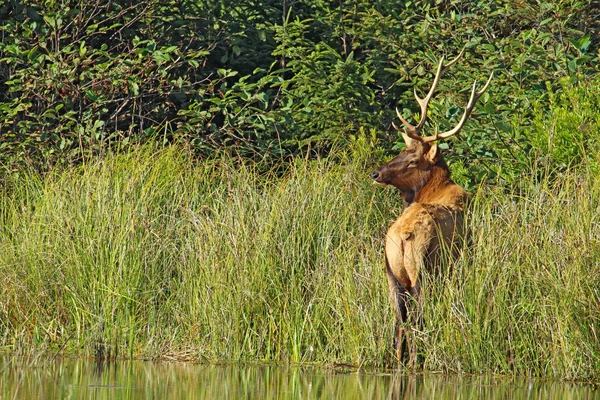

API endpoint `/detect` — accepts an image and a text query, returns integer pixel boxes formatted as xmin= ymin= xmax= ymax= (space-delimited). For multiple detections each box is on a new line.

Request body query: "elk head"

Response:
xmin=371 ymin=51 xmax=493 ymax=203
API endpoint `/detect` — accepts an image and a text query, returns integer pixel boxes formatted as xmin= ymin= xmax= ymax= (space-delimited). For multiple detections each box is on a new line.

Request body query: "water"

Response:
xmin=1 ymin=357 xmax=599 ymax=399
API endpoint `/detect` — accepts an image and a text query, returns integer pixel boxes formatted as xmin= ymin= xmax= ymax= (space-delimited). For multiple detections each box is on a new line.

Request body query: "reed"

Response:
xmin=1 ymin=146 xmax=599 ymax=380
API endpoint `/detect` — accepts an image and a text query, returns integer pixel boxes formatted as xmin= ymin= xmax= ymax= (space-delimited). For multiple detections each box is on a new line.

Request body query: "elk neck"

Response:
xmin=412 ymin=159 xmax=456 ymax=204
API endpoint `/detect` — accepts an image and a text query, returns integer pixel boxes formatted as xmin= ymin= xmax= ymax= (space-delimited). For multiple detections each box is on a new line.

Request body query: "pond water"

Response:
xmin=1 ymin=357 xmax=599 ymax=399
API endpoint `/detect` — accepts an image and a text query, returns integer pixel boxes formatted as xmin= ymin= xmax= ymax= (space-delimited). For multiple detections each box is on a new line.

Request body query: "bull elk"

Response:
xmin=371 ymin=52 xmax=493 ymax=364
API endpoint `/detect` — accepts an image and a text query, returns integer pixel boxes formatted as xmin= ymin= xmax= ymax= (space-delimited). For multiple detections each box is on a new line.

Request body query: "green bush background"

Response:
xmin=1 ymin=0 xmax=599 ymax=182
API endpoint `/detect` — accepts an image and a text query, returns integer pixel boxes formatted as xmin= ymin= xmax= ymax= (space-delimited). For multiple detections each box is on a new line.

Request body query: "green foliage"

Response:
xmin=1 ymin=0 xmax=599 ymax=183
xmin=529 ymin=76 xmax=600 ymax=170
xmin=271 ymin=17 xmax=380 ymax=147
xmin=0 ymin=0 xmax=283 ymax=164
xmin=0 ymin=145 xmax=392 ymax=364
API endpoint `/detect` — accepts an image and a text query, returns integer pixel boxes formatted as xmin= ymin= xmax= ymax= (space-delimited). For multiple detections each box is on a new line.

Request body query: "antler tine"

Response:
xmin=443 ymin=46 xmax=465 ymax=69
xmin=421 ymin=71 xmax=494 ymax=143
xmin=410 ymin=56 xmax=446 ymax=136
xmin=393 ymin=108 xmax=415 ymax=131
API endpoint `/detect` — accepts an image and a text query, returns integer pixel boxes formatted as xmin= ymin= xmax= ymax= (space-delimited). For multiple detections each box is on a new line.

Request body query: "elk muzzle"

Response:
xmin=370 ymin=168 xmax=389 ymax=186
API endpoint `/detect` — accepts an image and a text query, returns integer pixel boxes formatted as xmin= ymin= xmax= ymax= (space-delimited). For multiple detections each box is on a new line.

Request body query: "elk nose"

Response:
xmin=370 ymin=170 xmax=379 ymax=180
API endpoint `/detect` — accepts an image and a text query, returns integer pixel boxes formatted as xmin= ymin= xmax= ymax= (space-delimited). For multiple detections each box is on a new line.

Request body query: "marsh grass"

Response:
xmin=1 ymin=146 xmax=599 ymax=380
xmin=419 ymin=165 xmax=600 ymax=379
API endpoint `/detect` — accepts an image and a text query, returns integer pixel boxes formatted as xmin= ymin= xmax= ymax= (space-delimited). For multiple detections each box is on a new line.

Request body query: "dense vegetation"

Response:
xmin=1 ymin=145 xmax=599 ymax=380
xmin=1 ymin=0 xmax=600 ymax=381
xmin=1 ymin=0 xmax=599 ymax=184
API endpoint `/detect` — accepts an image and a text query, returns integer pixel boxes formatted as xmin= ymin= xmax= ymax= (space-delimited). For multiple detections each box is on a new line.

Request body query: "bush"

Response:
xmin=529 ymin=76 xmax=600 ymax=171
xmin=0 ymin=0 xmax=598 ymax=184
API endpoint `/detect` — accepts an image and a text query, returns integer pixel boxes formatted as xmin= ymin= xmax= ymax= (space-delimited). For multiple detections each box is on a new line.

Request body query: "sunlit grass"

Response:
xmin=0 ymin=145 xmax=599 ymax=380
xmin=0 ymin=146 xmax=393 ymax=365
xmin=420 ymin=166 xmax=600 ymax=380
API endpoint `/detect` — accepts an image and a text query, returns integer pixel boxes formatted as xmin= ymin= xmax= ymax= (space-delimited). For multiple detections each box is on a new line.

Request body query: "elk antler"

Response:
xmin=392 ymin=48 xmax=465 ymax=139
xmin=419 ymin=71 xmax=493 ymax=143
xmin=393 ymin=49 xmax=493 ymax=144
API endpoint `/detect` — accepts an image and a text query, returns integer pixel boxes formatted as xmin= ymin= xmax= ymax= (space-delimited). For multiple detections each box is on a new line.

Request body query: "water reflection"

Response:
xmin=1 ymin=357 xmax=598 ymax=399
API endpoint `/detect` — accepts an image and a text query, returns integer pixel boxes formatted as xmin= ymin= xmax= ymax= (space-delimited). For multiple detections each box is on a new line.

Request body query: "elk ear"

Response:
xmin=424 ymin=143 xmax=439 ymax=165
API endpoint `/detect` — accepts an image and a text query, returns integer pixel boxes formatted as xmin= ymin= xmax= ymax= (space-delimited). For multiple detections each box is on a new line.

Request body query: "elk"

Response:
xmin=370 ymin=52 xmax=492 ymax=364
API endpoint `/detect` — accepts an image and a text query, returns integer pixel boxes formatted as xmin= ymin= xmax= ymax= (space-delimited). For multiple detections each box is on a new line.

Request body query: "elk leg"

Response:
xmin=385 ymin=262 xmax=408 ymax=362
xmin=408 ymin=281 xmax=424 ymax=367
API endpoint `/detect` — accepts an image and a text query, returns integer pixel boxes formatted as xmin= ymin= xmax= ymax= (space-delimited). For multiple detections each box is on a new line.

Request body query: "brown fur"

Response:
xmin=371 ymin=140 xmax=468 ymax=364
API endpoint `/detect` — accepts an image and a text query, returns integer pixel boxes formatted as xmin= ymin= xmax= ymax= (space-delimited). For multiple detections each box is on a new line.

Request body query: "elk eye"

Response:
xmin=408 ymin=160 xmax=419 ymax=167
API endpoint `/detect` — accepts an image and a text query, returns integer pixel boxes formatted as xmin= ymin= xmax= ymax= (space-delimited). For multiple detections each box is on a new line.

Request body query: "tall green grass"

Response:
xmin=422 ymin=168 xmax=600 ymax=379
xmin=0 ymin=146 xmax=392 ymax=364
xmin=1 ymin=146 xmax=599 ymax=380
